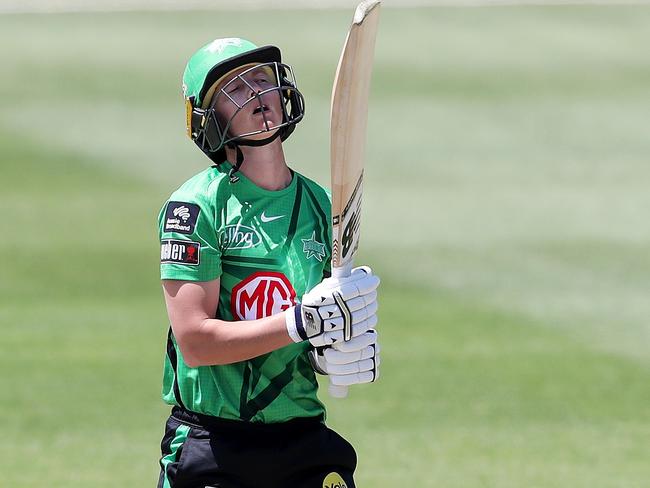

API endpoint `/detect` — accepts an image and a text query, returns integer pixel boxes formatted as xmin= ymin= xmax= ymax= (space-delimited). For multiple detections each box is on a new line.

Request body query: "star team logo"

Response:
xmin=301 ymin=232 xmax=326 ymax=262
xmin=231 ymin=272 xmax=296 ymax=320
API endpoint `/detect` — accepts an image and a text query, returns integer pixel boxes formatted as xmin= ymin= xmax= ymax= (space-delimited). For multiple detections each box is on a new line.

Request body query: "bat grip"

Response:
xmin=328 ymin=383 xmax=349 ymax=398
xmin=328 ymin=262 xmax=353 ymax=398
xmin=331 ymin=262 xmax=353 ymax=278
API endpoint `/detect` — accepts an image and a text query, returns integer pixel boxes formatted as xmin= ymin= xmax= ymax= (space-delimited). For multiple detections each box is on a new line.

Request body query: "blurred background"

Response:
xmin=1 ymin=0 xmax=649 ymax=486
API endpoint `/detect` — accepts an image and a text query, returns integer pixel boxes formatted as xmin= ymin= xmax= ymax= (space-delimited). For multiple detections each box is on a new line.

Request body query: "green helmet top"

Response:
xmin=182 ymin=37 xmax=281 ymax=107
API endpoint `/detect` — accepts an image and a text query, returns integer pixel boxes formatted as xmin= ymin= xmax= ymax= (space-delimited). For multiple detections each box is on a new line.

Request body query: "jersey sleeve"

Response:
xmin=158 ymin=196 xmax=222 ymax=281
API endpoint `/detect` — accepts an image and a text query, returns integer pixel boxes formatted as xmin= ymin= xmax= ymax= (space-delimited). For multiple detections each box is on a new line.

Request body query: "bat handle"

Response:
xmin=328 ymin=383 xmax=349 ymax=398
xmin=331 ymin=262 xmax=353 ymax=279
xmin=328 ymin=262 xmax=353 ymax=398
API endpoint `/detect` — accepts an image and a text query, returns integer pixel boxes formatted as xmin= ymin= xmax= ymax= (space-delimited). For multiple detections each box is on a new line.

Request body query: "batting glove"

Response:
xmin=308 ymin=330 xmax=380 ymax=386
xmin=285 ymin=266 xmax=379 ymax=347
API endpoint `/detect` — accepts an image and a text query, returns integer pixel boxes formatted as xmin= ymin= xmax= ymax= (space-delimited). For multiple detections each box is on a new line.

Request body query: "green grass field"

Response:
xmin=2 ymin=5 xmax=650 ymax=487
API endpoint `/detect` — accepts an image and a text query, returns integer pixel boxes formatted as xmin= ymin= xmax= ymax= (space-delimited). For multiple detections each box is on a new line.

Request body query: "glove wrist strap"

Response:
xmin=285 ymin=304 xmax=307 ymax=343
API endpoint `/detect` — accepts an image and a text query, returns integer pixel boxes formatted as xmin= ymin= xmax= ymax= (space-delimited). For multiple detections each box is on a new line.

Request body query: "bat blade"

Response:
xmin=328 ymin=0 xmax=381 ymax=398
xmin=330 ymin=0 xmax=380 ymax=276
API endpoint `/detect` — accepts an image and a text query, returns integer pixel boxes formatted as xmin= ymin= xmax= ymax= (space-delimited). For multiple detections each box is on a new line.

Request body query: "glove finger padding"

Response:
xmin=329 ymin=370 xmax=379 ymax=386
xmin=319 ymin=357 xmax=379 ymax=375
xmin=324 ymin=344 xmax=380 ymax=364
xmin=328 ymin=330 xmax=378 ymax=354
xmin=315 ymin=291 xmax=377 ymax=320
xmin=308 ymin=343 xmax=380 ymax=385
xmin=286 ymin=266 xmax=380 ymax=345
xmin=301 ymin=268 xmax=379 ymax=307
xmin=308 ymin=314 xmax=377 ymax=347
xmin=314 ymin=299 xmax=378 ymax=333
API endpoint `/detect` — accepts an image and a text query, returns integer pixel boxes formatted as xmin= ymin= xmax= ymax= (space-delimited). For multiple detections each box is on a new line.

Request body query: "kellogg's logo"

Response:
xmin=322 ymin=472 xmax=347 ymax=488
xmin=231 ymin=272 xmax=296 ymax=320
xmin=220 ymin=224 xmax=262 ymax=250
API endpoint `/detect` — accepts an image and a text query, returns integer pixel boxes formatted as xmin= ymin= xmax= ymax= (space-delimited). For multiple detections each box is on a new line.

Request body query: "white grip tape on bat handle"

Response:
xmin=331 ymin=262 xmax=353 ymax=279
xmin=329 ymin=263 xmax=353 ymax=398
xmin=328 ymin=384 xmax=349 ymax=398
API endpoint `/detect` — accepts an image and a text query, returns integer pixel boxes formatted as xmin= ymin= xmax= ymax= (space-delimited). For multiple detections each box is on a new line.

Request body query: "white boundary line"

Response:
xmin=1 ymin=0 xmax=650 ymax=14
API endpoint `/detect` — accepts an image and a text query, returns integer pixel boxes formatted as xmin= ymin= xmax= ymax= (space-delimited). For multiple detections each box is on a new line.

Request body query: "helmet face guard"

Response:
xmin=189 ymin=61 xmax=305 ymax=156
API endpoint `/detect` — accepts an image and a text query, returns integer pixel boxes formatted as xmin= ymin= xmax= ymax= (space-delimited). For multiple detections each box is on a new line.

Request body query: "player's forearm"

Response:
xmin=176 ymin=313 xmax=293 ymax=367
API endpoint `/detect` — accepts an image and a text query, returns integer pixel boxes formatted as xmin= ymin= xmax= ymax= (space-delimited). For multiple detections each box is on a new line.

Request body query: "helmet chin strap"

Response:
xmin=226 ymin=128 xmax=284 ymax=184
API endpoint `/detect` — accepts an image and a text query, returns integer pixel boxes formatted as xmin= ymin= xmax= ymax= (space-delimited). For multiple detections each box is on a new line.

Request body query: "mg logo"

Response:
xmin=231 ymin=272 xmax=296 ymax=320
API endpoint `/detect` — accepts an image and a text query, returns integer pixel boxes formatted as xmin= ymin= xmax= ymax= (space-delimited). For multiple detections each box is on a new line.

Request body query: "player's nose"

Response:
xmin=248 ymin=81 xmax=263 ymax=97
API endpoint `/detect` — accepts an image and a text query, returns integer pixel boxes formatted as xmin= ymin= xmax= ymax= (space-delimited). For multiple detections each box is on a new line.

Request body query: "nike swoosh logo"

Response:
xmin=260 ymin=212 xmax=285 ymax=223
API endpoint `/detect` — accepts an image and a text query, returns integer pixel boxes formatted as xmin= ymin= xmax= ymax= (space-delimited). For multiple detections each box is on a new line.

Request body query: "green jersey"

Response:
xmin=158 ymin=163 xmax=331 ymax=423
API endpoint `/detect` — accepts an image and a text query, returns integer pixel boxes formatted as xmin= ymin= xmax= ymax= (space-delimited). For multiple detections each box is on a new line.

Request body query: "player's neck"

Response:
xmin=226 ymin=140 xmax=292 ymax=191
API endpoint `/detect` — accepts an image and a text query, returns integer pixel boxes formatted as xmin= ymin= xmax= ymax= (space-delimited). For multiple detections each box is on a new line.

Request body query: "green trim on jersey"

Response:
xmin=159 ymin=423 xmax=191 ymax=488
xmin=159 ymin=163 xmax=331 ymax=423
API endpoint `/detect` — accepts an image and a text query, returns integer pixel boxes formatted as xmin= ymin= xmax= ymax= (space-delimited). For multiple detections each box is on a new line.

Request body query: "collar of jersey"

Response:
xmin=221 ymin=161 xmax=297 ymax=197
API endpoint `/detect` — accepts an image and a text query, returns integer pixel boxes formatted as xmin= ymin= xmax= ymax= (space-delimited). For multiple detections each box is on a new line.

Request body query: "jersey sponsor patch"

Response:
xmin=231 ymin=271 xmax=296 ymax=320
xmin=219 ymin=223 xmax=262 ymax=250
xmin=161 ymin=239 xmax=200 ymax=265
xmin=164 ymin=201 xmax=200 ymax=234
xmin=323 ymin=472 xmax=347 ymax=488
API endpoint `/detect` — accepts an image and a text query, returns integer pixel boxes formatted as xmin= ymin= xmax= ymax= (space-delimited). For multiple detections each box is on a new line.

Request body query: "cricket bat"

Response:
xmin=329 ymin=0 xmax=381 ymax=398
